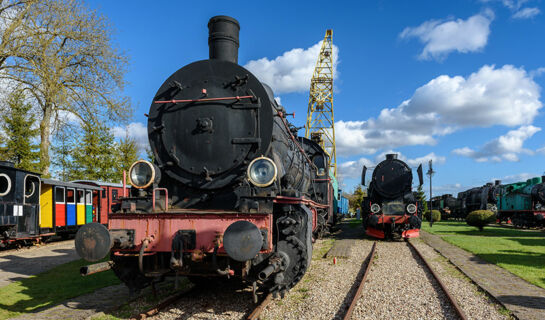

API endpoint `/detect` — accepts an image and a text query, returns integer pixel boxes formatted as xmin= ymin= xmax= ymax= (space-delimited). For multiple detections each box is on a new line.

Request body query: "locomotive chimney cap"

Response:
xmin=208 ymin=15 xmax=240 ymax=64
xmin=385 ymin=154 xmax=398 ymax=160
xmin=495 ymin=180 xmax=501 ymax=185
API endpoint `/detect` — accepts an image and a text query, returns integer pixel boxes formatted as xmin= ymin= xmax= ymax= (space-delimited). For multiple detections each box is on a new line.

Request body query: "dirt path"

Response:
xmin=0 ymin=240 xmax=79 ymax=287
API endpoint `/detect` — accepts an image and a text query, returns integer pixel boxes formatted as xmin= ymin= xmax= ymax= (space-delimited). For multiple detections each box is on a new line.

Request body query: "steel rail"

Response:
xmin=247 ymin=293 xmax=273 ymax=320
xmin=129 ymin=288 xmax=194 ymax=320
xmin=343 ymin=241 xmax=377 ymax=320
xmin=407 ymin=240 xmax=468 ymax=320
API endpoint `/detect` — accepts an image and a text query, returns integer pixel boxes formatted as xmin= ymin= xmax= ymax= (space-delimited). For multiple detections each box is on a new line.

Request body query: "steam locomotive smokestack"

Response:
xmin=208 ymin=16 xmax=240 ymax=64
xmin=386 ymin=154 xmax=397 ymax=160
xmin=495 ymin=180 xmax=501 ymax=186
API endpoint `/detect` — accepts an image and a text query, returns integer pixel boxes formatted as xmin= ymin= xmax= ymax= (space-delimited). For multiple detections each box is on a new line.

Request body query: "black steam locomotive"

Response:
xmin=75 ymin=16 xmax=335 ymax=298
xmin=361 ymin=154 xmax=424 ymax=239
xmin=451 ymin=181 xmax=501 ymax=219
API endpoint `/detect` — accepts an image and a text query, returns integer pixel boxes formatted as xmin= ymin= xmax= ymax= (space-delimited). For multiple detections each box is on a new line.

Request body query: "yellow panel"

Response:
xmin=77 ymin=204 xmax=85 ymax=225
xmin=40 ymin=185 xmax=53 ymax=228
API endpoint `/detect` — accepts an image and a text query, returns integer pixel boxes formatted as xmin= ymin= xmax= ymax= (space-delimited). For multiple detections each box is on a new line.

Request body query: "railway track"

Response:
xmin=341 ymin=240 xmax=468 ymax=320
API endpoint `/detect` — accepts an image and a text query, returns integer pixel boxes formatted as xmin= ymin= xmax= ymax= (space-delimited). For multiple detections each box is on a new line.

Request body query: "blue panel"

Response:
xmin=66 ymin=204 xmax=76 ymax=226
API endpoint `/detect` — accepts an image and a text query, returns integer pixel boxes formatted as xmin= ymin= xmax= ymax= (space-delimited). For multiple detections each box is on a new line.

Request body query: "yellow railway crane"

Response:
xmin=305 ymin=29 xmax=337 ymax=178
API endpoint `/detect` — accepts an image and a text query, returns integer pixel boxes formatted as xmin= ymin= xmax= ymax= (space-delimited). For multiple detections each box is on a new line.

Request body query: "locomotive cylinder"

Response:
xmin=208 ymin=16 xmax=240 ymax=63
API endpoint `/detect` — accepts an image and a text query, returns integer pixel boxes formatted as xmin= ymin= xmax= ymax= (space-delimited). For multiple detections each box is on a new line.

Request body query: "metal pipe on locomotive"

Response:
xmin=74 ymin=16 xmax=335 ymax=297
xmin=360 ymin=154 xmax=424 ymax=239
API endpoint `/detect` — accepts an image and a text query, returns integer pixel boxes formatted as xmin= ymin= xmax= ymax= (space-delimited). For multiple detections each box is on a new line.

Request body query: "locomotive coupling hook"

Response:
xmin=138 ymin=237 xmax=153 ymax=274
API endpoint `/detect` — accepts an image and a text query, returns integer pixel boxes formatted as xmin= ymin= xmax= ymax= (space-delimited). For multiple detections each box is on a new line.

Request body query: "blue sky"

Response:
xmin=88 ymin=0 xmax=545 ymax=196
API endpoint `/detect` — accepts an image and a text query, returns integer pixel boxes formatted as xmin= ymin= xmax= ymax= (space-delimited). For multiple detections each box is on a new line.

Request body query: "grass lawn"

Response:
xmin=0 ymin=258 xmax=120 ymax=320
xmin=423 ymin=221 xmax=545 ymax=289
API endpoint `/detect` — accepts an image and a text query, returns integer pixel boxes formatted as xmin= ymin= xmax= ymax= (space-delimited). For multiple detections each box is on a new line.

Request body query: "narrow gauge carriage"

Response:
xmin=497 ymin=176 xmax=545 ymax=227
xmin=0 ymin=161 xmax=103 ymax=246
xmin=360 ymin=154 xmax=424 ymax=239
xmin=75 ymin=16 xmax=336 ymax=298
xmin=72 ymin=180 xmax=130 ymax=224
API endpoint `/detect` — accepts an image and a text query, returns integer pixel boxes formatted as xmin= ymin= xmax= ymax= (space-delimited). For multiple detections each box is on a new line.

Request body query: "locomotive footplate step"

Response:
xmin=326 ymin=239 xmax=356 ymax=258
xmin=421 ymin=231 xmax=545 ymax=320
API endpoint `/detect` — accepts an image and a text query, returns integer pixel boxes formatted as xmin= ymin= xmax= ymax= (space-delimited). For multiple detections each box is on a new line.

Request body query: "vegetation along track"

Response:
xmin=345 ymin=240 xmax=468 ymax=320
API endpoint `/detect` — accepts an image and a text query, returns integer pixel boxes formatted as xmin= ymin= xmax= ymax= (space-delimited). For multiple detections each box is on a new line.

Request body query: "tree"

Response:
xmin=50 ymin=121 xmax=76 ymax=181
xmin=348 ymin=185 xmax=366 ymax=213
xmin=0 ymin=0 xmax=131 ymax=175
xmin=1 ymin=90 xmax=40 ymax=171
xmin=69 ymin=119 xmax=118 ymax=182
xmin=115 ymin=133 xmax=139 ymax=181
xmin=415 ymin=184 xmax=428 ymax=212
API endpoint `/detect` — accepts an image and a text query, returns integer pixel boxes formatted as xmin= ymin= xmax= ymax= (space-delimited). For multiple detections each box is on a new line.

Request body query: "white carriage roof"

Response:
xmin=41 ymin=179 xmax=103 ymax=191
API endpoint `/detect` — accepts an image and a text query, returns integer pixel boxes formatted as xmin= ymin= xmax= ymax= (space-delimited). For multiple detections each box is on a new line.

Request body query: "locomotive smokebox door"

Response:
xmin=75 ymin=223 xmax=112 ymax=262
xmin=223 ymin=220 xmax=263 ymax=262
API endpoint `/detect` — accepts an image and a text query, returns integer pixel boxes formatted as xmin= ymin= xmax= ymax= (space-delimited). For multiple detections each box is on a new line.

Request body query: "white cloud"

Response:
xmin=452 ymin=125 xmax=541 ymax=162
xmin=433 ymin=183 xmax=465 ymax=196
xmin=481 ymin=0 xmax=540 ymax=19
xmin=513 ymin=7 xmax=541 ymax=18
xmin=530 ymin=67 xmax=545 ymax=78
xmin=337 ymin=157 xmax=374 ymax=182
xmin=495 ymin=172 xmax=538 ymax=184
xmin=373 ymin=150 xmax=445 ymax=167
xmin=244 ymin=41 xmax=339 ymax=94
xmin=400 ymin=10 xmax=494 ymax=60
xmin=112 ymin=122 xmax=149 ymax=152
xmin=335 ymin=65 xmax=542 ymax=157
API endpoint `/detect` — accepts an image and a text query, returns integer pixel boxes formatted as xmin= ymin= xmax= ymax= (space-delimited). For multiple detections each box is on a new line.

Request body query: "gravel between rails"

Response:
xmin=261 ymin=239 xmax=374 ymax=320
xmin=410 ymin=240 xmax=511 ymax=320
xmin=148 ymin=280 xmax=256 ymax=320
xmin=353 ymin=241 xmax=458 ymax=320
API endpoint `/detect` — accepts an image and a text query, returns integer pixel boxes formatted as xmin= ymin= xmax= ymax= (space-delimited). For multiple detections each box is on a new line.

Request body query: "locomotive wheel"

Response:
xmin=267 ymin=205 xmax=313 ymax=297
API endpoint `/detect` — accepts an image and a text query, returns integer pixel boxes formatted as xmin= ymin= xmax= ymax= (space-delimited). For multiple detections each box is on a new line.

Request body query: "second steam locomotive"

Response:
xmin=361 ymin=154 xmax=424 ymax=239
xmin=75 ymin=16 xmax=336 ymax=298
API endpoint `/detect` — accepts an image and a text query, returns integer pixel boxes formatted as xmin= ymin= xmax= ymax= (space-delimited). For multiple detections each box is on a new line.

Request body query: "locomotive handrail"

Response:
xmin=152 ymin=188 xmax=168 ymax=211
xmin=276 ymin=111 xmax=317 ymax=171
xmin=153 ymin=95 xmax=255 ymax=104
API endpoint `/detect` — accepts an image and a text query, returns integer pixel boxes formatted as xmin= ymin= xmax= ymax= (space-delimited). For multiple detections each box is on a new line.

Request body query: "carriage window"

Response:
xmin=55 ymin=187 xmax=65 ymax=203
xmin=101 ymin=189 xmax=106 ymax=198
xmin=86 ymin=191 xmax=92 ymax=203
xmin=78 ymin=190 xmax=84 ymax=203
xmin=0 ymin=174 xmax=11 ymax=196
xmin=66 ymin=189 xmax=75 ymax=204
xmin=112 ymin=189 xmax=118 ymax=200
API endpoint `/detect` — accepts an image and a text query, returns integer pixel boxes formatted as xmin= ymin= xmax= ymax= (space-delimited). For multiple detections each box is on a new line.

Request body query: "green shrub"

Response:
xmin=466 ymin=210 xmax=496 ymax=231
xmin=424 ymin=210 xmax=441 ymax=222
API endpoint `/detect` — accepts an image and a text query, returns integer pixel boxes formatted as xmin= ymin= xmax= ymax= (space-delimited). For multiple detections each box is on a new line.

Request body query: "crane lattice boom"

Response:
xmin=305 ymin=29 xmax=336 ymax=178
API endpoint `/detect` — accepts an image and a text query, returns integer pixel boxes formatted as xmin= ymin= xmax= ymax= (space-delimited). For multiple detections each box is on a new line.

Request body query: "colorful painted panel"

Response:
xmin=39 ymin=184 xmax=53 ymax=228
xmin=54 ymin=187 xmax=65 ymax=227
xmin=66 ymin=188 xmax=76 ymax=226
xmin=76 ymin=190 xmax=85 ymax=225
xmin=85 ymin=190 xmax=93 ymax=223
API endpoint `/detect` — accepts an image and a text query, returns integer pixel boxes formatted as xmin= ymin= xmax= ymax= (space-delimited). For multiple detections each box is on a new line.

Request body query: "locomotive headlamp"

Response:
xmin=370 ymin=203 xmax=381 ymax=214
xmin=247 ymin=156 xmax=277 ymax=187
xmin=129 ymin=160 xmax=157 ymax=189
xmin=407 ymin=204 xmax=417 ymax=214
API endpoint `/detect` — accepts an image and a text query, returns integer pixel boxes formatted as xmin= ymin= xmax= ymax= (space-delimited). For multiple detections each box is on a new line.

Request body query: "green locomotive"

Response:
xmin=497 ymin=176 xmax=545 ymax=227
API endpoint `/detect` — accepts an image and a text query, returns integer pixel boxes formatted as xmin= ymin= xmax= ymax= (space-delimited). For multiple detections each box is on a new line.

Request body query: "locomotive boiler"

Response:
xmin=74 ymin=16 xmax=333 ymax=298
xmin=360 ymin=154 xmax=424 ymax=239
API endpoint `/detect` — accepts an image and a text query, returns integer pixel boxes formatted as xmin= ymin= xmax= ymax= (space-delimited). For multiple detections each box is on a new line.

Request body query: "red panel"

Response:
xmin=402 ymin=229 xmax=420 ymax=238
xmin=109 ymin=213 xmax=273 ymax=253
xmin=100 ymin=187 xmax=108 ymax=224
xmin=55 ymin=204 xmax=66 ymax=226
xmin=366 ymin=227 xmax=385 ymax=239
